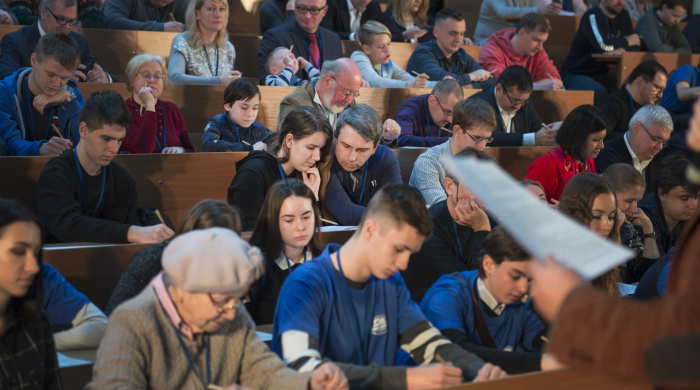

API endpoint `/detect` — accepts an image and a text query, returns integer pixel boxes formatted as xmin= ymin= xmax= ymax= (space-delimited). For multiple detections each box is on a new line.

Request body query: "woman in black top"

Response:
xmin=246 ymin=179 xmax=322 ymax=325
xmin=0 ymin=199 xmax=61 ymax=389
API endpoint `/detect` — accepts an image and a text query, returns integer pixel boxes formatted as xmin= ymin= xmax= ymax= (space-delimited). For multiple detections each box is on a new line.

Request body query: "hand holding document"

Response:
xmin=443 ymin=156 xmax=634 ymax=280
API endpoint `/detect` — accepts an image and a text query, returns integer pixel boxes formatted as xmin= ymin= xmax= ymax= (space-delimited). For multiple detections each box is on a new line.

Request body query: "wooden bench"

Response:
xmin=77 ymin=83 xmax=593 ymax=151
xmin=452 ymin=367 xmax=651 ymax=389
xmin=43 ymin=228 xmax=356 ymax=311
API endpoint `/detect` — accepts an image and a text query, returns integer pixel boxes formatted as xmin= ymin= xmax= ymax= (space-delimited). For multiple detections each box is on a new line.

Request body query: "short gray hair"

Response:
xmin=628 ymin=105 xmax=673 ymax=134
xmin=41 ymin=0 xmax=76 ymax=9
xmin=320 ymin=59 xmax=344 ymax=79
xmin=336 ymin=104 xmax=383 ymax=145
xmin=431 ymin=79 xmax=464 ymax=101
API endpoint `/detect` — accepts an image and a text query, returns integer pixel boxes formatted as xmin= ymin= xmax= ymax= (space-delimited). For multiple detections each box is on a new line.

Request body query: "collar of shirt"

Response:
xmin=429 ymin=39 xmax=466 ymax=63
xmin=153 ymin=272 xmax=195 ymax=340
xmin=624 ymin=131 xmax=651 ymax=172
xmin=313 ymin=84 xmax=338 ymax=127
xmin=296 ymin=21 xmax=320 ymax=40
xmin=477 ymin=277 xmax=506 ymax=316
xmin=498 ymin=105 xmax=516 ymax=133
xmin=38 ymin=20 xmax=46 ymax=36
xmin=275 ymin=249 xmax=313 ymax=270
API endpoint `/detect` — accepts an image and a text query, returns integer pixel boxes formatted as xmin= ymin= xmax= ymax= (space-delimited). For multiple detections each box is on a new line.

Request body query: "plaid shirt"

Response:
xmin=0 ymin=311 xmax=62 ymax=390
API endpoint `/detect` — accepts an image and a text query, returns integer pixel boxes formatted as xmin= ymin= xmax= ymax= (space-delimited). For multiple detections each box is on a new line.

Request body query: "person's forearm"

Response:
xmin=54 ymin=303 xmax=108 ymax=351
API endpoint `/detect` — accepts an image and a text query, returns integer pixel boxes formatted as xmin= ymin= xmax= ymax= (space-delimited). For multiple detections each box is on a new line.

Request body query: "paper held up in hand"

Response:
xmin=443 ymin=156 xmax=634 ymax=280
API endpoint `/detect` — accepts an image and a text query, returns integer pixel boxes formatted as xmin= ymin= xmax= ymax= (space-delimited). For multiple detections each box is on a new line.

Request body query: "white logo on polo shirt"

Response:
xmin=371 ymin=315 xmax=388 ymax=336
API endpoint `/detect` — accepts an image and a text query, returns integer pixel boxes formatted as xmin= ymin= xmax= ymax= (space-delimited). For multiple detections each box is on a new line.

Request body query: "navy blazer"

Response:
xmin=468 ymin=88 xmax=543 ymax=147
xmin=257 ymin=21 xmax=342 ymax=84
xmin=594 ymin=133 xmax=659 ymax=194
xmin=0 ymin=21 xmax=94 ymax=79
xmin=259 ymin=0 xmax=294 ymax=34
xmin=320 ymin=0 xmax=392 ymax=40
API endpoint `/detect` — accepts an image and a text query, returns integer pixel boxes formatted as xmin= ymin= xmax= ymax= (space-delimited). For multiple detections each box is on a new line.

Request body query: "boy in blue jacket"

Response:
xmin=0 ymin=33 xmax=84 ymax=156
xmin=202 ymin=78 xmax=273 ymax=153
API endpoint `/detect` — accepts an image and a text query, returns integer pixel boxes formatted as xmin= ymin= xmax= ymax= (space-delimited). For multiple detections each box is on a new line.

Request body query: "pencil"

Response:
xmin=435 ymin=354 xmax=446 ymax=365
xmin=411 ymin=70 xmax=420 ymax=76
xmin=241 ymin=140 xmax=251 ymax=145
xmin=155 ymin=209 xmax=165 ymax=225
xmin=440 ymin=126 xmax=453 ymax=133
xmin=289 ymin=45 xmax=294 ymax=52
xmin=320 ymin=218 xmax=338 ymax=225
xmin=169 ymin=12 xmax=175 ymax=21
xmin=51 ymin=124 xmax=64 ymax=139
xmin=546 ymin=73 xmax=554 ymax=80
xmin=541 ymin=335 xmax=550 ymax=343
xmin=139 ymin=104 xmax=143 ymax=115
xmin=489 ymin=69 xmax=498 ymax=74
xmin=207 ymin=385 xmax=224 ymax=390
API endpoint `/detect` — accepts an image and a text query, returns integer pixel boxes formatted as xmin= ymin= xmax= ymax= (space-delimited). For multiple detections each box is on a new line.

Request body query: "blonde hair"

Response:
xmin=185 ymin=0 xmax=230 ymax=48
xmin=125 ymin=53 xmax=168 ymax=93
xmin=358 ymin=20 xmax=392 ymax=46
xmin=386 ymin=0 xmax=429 ymax=28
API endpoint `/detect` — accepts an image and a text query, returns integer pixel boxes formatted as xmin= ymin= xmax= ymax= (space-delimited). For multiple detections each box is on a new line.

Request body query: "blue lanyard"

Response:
xmin=203 ymin=45 xmax=219 ymax=76
xmin=131 ymin=100 xmax=166 ymax=152
xmin=73 ymin=147 xmax=107 ymax=218
xmin=652 ymin=10 xmax=666 ymax=42
xmin=283 ymin=249 xmax=307 ymax=274
xmin=24 ymin=77 xmax=55 ymax=141
xmin=491 ymin=86 xmax=514 ymax=133
xmin=451 ymin=219 xmax=463 ymax=264
xmin=335 ymin=251 xmax=372 ymax=365
xmin=425 ymin=114 xmax=432 ymax=137
xmin=353 ymin=161 xmax=370 ymax=205
xmin=373 ymin=61 xmax=391 ymax=78
xmin=229 ymin=116 xmax=242 ymax=143
xmin=155 ymin=288 xmax=211 ymax=388
xmin=302 ymin=34 xmax=323 ymax=69
xmin=277 ymin=162 xmax=286 ymax=179
xmin=626 ymin=89 xmax=639 ymax=113
xmin=599 ymin=7 xmax=618 ymax=38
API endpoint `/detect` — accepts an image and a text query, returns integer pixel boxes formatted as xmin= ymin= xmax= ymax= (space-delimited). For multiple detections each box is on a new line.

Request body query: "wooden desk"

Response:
xmin=593 ymin=52 xmax=700 ymax=88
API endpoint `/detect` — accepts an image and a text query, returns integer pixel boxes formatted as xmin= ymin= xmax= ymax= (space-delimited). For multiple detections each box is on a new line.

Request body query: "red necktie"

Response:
xmin=307 ymin=33 xmax=320 ymax=69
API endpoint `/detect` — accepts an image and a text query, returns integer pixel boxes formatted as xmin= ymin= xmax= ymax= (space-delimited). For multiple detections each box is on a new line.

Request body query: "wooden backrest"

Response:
xmin=0 ymin=153 xmax=248 ymax=225
xmin=43 ymin=228 xmax=355 ymax=310
xmin=619 ymin=52 xmax=700 ymax=85
xmin=447 ymin=367 xmax=650 ymax=389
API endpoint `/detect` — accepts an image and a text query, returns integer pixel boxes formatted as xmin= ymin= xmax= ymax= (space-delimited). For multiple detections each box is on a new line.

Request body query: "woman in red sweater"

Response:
xmin=120 ymin=54 xmax=194 ymax=154
xmin=525 ymin=105 xmax=607 ymax=203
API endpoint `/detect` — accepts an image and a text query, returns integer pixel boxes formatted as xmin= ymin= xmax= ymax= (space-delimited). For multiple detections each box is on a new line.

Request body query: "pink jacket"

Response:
xmin=478 ymin=27 xmax=561 ymax=81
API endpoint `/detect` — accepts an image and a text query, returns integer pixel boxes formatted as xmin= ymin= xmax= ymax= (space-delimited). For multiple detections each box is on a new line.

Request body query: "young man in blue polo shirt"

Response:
xmin=273 ymin=184 xmax=506 ymax=389
xmin=421 ymin=226 xmax=548 ymax=374
xmin=326 ymin=104 xmax=402 ymax=225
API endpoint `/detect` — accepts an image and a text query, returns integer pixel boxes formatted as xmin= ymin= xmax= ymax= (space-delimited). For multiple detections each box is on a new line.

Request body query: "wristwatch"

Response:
xmin=642 ymin=232 xmax=657 ymax=240
xmin=64 ymin=92 xmax=77 ymax=104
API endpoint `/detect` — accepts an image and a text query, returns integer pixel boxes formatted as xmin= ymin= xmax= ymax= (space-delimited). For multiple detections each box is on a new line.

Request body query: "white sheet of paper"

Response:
xmin=57 ymin=352 xmax=91 ymax=368
xmin=443 ymin=157 xmax=634 ymax=280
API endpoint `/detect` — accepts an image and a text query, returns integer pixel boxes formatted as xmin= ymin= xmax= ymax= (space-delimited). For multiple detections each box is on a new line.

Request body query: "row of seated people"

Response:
xmin=3 ymin=130 xmax=694 ymax=387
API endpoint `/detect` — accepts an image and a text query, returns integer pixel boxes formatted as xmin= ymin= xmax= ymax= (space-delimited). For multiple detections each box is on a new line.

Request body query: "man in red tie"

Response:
xmin=257 ymin=0 xmax=343 ymax=84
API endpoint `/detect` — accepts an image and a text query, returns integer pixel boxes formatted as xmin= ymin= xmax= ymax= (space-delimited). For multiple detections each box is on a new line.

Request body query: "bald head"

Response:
xmin=317 ymin=58 xmax=362 ymax=113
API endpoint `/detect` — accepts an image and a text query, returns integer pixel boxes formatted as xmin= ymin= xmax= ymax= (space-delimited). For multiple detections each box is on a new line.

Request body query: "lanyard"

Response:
xmin=277 ymin=162 xmax=286 ymax=179
xmin=451 ymin=219 xmax=463 ymax=264
xmin=599 ymin=7 xmax=618 ymax=38
xmin=373 ymin=62 xmax=391 ymax=78
xmin=626 ymin=89 xmax=639 ymax=113
xmin=131 ymin=100 xmax=166 ymax=152
xmin=352 ymin=160 xmax=370 ymax=205
xmin=156 ymin=289 xmax=211 ymax=389
xmin=335 ymin=251 xmax=372 ymax=365
xmin=554 ymin=147 xmax=589 ymax=173
xmin=302 ymin=34 xmax=323 ymax=69
xmin=73 ymin=147 xmax=107 ymax=218
xmin=652 ymin=9 xmax=666 ymax=42
xmin=283 ymin=249 xmax=307 ymax=273
xmin=24 ymin=77 xmax=55 ymax=141
xmin=203 ymin=45 xmax=219 ymax=77
xmin=229 ymin=116 xmax=242 ymax=143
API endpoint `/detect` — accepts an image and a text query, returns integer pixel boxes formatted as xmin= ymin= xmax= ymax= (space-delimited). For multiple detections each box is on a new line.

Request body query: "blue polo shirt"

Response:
xmin=661 ymin=65 xmax=700 ymax=114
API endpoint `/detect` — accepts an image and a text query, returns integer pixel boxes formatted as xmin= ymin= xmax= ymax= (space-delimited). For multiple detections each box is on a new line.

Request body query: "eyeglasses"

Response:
xmin=295 ymin=5 xmax=327 ymax=14
xmin=137 ymin=72 xmax=167 ymax=81
xmin=432 ymin=95 xmax=453 ymax=117
xmin=463 ymin=130 xmax=494 ymax=145
xmin=502 ymin=87 xmax=530 ymax=107
xmin=208 ymin=294 xmax=250 ymax=313
xmin=639 ymin=122 xmax=668 ymax=147
xmin=647 ymin=80 xmax=665 ymax=93
xmin=331 ymin=75 xmax=360 ymax=99
xmin=45 ymin=7 xmax=80 ymax=26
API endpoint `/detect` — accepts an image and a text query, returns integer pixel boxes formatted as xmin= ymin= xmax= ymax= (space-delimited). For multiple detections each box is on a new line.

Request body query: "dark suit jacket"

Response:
xmin=257 ymin=21 xmax=342 ymax=84
xmin=468 ymin=88 xmax=543 ymax=147
xmin=320 ymin=0 xmax=391 ymax=40
xmin=259 ymin=0 xmax=294 ymax=34
xmin=593 ymin=133 xmax=658 ymax=194
xmin=0 ymin=21 xmax=93 ymax=79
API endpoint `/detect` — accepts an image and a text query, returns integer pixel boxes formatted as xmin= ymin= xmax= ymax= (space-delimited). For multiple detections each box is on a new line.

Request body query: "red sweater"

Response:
xmin=478 ymin=28 xmax=561 ymax=81
xmin=121 ymin=98 xmax=194 ymax=154
xmin=525 ymin=146 xmax=596 ymax=202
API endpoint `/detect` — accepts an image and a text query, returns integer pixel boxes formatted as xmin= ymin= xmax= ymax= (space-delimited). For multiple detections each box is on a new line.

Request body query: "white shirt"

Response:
xmin=274 ymin=249 xmax=314 ymax=271
xmin=497 ymin=104 xmax=536 ymax=146
xmin=38 ymin=20 xmax=47 ymax=36
xmin=313 ymin=85 xmax=339 ymax=128
xmin=624 ymin=132 xmax=651 ymax=173
xmin=346 ymin=0 xmax=363 ymax=40
xmin=477 ymin=278 xmax=506 ymax=316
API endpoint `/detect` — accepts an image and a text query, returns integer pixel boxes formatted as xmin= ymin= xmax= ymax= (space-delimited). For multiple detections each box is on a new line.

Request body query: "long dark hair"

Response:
xmin=0 ymin=200 xmax=43 ymax=320
xmin=555 ymin=105 xmax=608 ymax=162
xmin=249 ymin=179 xmax=322 ymax=264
